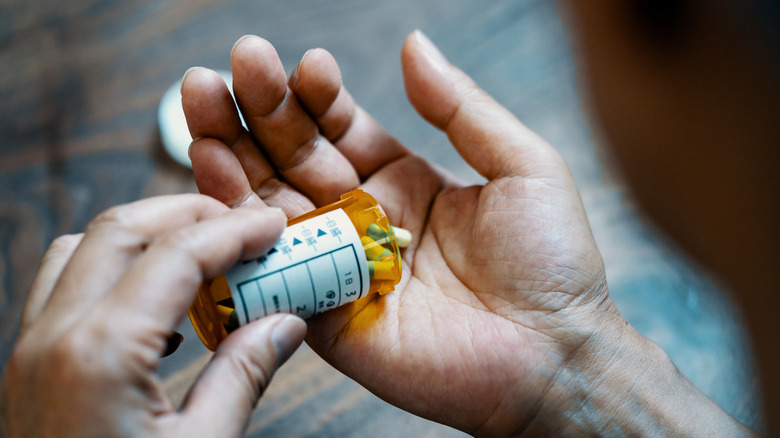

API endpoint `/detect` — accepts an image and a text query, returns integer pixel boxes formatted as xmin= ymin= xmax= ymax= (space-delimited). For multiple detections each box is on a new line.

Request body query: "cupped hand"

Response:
xmin=0 ymin=196 xmax=307 ymax=437
xmin=181 ymin=31 xmax=625 ymax=435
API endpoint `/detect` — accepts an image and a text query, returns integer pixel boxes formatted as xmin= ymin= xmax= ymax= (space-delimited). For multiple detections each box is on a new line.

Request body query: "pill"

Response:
xmin=368 ymin=261 xmax=396 ymax=280
xmin=380 ymin=253 xmax=397 ymax=262
xmin=391 ymin=226 xmax=412 ymax=248
xmin=362 ymin=235 xmax=392 ymax=260
xmin=216 ymin=304 xmax=238 ymax=331
xmin=367 ymin=223 xmax=389 ymax=242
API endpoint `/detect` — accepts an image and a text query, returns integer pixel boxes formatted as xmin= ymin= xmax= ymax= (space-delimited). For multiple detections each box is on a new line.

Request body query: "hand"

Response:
xmin=181 ymin=32 xmax=750 ymax=436
xmin=0 ymin=195 xmax=307 ymax=437
xmin=180 ymin=32 xmax=620 ymax=435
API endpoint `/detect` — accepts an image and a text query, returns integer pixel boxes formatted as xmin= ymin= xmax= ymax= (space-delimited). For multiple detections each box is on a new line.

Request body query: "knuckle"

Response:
xmin=51 ymin=326 xmax=95 ymax=362
xmin=226 ymin=346 xmax=277 ymax=401
xmin=255 ymin=176 xmax=285 ymax=200
xmin=47 ymin=233 xmax=82 ymax=254
xmin=278 ymin=134 xmax=320 ymax=172
xmin=7 ymin=324 xmax=113 ymax=388
xmin=47 ymin=324 xmax=111 ymax=379
xmin=151 ymin=227 xmax=207 ymax=274
xmin=4 ymin=339 xmax=36 ymax=380
xmin=86 ymin=204 xmax=136 ymax=234
xmin=156 ymin=226 xmax=198 ymax=256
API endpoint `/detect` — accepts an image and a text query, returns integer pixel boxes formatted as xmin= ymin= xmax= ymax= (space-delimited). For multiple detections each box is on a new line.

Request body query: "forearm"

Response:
xmin=522 ymin=315 xmax=759 ymax=437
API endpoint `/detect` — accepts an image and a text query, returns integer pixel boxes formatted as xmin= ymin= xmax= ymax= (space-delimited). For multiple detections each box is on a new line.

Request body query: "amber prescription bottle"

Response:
xmin=188 ymin=189 xmax=405 ymax=350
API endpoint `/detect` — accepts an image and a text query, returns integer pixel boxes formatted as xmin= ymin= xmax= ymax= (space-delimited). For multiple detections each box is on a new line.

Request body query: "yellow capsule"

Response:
xmin=368 ymin=261 xmax=396 ymax=280
xmin=361 ymin=235 xmax=392 ymax=260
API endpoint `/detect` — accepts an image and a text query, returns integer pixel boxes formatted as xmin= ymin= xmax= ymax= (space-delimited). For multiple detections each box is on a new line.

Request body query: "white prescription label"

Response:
xmin=227 ymin=208 xmax=369 ymax=325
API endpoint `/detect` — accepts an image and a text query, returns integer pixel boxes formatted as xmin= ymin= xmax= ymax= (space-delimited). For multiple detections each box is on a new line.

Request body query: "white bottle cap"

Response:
xmin=157 ymin=70 xmax=238 ymax=168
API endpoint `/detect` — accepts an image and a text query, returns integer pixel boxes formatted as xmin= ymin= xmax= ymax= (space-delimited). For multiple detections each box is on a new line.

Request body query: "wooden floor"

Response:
xmin=0 ymin=0 xmax=762 ymax=434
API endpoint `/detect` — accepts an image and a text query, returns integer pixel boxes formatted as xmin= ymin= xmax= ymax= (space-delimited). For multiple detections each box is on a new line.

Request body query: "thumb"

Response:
xmin=401 ymin=30 xmax=567 ymax=182
xmin=178 ymin=314 xmax=306 ymax=437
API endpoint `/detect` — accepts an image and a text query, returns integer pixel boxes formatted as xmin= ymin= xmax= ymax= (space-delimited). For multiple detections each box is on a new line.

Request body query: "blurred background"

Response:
xmin=0 ymin=0 xmax=761 ymax=435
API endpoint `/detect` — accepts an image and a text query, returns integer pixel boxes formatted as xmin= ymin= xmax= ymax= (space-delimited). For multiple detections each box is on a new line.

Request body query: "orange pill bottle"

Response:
xmin=188 ymin=189 xmax=403 ymax=350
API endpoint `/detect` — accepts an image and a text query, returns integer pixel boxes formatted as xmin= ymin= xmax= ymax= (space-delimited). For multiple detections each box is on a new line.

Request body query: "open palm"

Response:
xmin=182 ymin=32 xmax=616 ymax=435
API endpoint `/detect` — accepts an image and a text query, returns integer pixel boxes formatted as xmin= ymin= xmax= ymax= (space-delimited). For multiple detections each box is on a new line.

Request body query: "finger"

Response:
xmin=181 ymin=67 xmax=313 ymax=215
xmin=230 ymin=35 xmax=360 ymax=206
xmin=36 ymin=195 xmax=231 ymax=334
xmin=92 ymin=206 xmax=286 ymax=332
xmin=289 ymin=48 xmax=409 ymax=178
xmin=180 ymin=67 xmax=243 ymax=145
xmin=189 ymin=137 xmax=265 ymax=209
xmin=178 ymin=314 xmax=306 ymax=436
xmin=189 ymin=138 xmax=314 ymax=217
xmin=19 ymin=233 xmax=83 ymax=335
xmin=401 ymin=30 xmax=569 ymax=182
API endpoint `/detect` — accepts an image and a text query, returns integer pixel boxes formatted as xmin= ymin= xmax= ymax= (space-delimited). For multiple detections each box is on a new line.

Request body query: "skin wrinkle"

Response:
xmin=218 ymin=353 xmax=264 ymax=411
xmin=148 ymin=230 xmax=212 ymax=283
xmin=438 ymin=77 xmax=471 ymax=132
xmin=515 ymin=329 xmax=597 ymax=436
xmin=470 ymin=290 xmax=560 ymax=344
xmin=472 ymin=382 xmax=517 ymax=436
xmin=493 ymin=169 xmax=572 ymax=202
xmin=40 ymin=259 xmax=135 ymax=343
xmin=241 ymin=87 xmax=319 ymax=171
xmin=400 ymin=160 xmax=445 ymax=262
xmin=277 ymin=130 xmax=322 ymax=173
xmin=321 ymin=304 xmax=369 ymax=358
xmin=84 ymin=220 xmax=152 ymax=258
xmin=330 ymin=90 xmax=355 ymax=142
xmin=530 ymin=268 xmax=595 ymax=300
xmin=477 ymin=336 xmax=548 ymax=436
xmin=253 ymin=178 xmax=286 ymax=206
xmin=378 ymin=266 xmax=524 ymax=428
xmin=318 ymin=88 xmax=355 ymax=144
xmin=367 ymin=154 xmax=422 ymax=198
xmin=236 ymin=67 xmax=288 ymax=119
xmin=230 ymin=131 xmax=273 ymax=186
xmin=446 ymin=102 xmax=558 ymax=182
xmin=558 ymin=313 xmax=628 ymax=435
xmin=118 ymin=324 xmax=168 ymax=380
xmin=585 ymin=346 xmax=647 ymax=434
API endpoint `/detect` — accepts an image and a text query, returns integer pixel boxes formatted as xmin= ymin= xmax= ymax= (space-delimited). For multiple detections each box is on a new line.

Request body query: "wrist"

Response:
xmin=522 ymin=303 xmax=756 ymax=437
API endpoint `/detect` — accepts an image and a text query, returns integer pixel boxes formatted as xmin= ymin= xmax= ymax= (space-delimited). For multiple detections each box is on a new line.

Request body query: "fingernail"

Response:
xmin=289 ymin=49 xmax=313 ymax=90
xmin=231 ymin=34 xmax=255 ymax=58
xmin=271 ymin=315 xmax=306 ymax=366
xmin=266 ymin=206 xmax=286 ymax=220
xmin=414 ymin=30 xmax=448 ymax=66
xmin=187 ymin=138 xmax=201 ymax=160
xmin=289 ymin=63 xmax=301 ymax=89
xmin=161 ymin=332 xmax=184 ymax=358
xmin=180 ymin=66 xmax=202 ymax=92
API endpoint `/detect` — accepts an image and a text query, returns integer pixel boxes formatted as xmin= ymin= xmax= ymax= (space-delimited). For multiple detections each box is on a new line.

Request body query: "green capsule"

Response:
xmin=362 ymin=235 xmax=392 ymax=260
xmin=227 ymin=309 xmax=238 ymax=332
xmin=217 ymin=304 xmax=239 ymax=332
xmin=367 ymin=223 xmax=389 ymax=242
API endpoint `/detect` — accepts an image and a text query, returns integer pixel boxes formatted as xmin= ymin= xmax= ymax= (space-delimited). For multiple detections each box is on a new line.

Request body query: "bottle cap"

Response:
xmin=157 ymin=69 xmax=240 ymax=168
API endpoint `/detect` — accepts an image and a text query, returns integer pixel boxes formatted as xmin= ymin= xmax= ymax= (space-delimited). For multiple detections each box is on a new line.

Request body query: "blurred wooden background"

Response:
xmin=0 ymin=0 xmax=762 ymax=434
